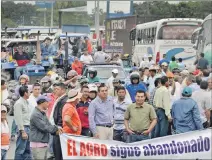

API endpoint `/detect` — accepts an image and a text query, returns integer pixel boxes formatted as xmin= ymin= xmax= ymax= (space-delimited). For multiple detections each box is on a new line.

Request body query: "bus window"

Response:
xmin=157 ymin=25 xmax=198 ymax=40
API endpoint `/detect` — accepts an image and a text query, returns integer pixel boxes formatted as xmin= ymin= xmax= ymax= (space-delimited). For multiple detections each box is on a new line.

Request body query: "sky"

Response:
xmin=14 ymin=1 xmax=179 ymax=14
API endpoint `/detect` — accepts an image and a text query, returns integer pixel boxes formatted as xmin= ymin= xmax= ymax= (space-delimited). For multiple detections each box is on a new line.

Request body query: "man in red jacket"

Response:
xmin=13 ymin=45 xmax=31 ymax=80
xmin=76 ymin=86 xmax=92 ymax=136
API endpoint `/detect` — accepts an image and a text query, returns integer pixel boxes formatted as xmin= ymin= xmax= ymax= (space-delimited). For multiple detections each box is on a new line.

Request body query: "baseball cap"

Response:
xmin=1 ymin=105 xmax=7 ymax=112
xmin=67 ymin=70 xmax=78 ymax=77
xmin=36 ymin=95 xmax=51 ymax=104
xmin=180 ymin=70 xmax=189 ymax=76
xmin=149 ymin=66 xmax=157 ymax=71
xmin=67 ymin=90 xmax=82 ymax=102
xmin=182 ymin=87 xmax=192 ymax=96
xmin=161 ymin=62 xmax=168 ymax=66
xmin=88 ymin=84 xmax=98 ymax=92
xmin=41 ymin=76 xmax=51 ymax=83
xmin=112 ymin=69 xmax=119 ymax=74
xmin=166 ymin=72 xmax=174 ymax=78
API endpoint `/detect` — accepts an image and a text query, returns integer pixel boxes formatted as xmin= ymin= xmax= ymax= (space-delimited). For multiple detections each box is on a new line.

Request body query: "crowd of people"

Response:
xmin=1 ymin=47 xmax=212 ymax=160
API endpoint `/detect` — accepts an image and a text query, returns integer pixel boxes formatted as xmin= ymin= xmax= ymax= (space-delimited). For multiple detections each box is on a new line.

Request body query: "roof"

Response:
xmin=5 ymin=39 xmax=39 ymax=47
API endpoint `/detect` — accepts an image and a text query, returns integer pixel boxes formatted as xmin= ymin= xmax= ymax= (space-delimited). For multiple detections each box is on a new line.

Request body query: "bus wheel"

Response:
xmin=1 ymin=70 xmax=11 ymax=81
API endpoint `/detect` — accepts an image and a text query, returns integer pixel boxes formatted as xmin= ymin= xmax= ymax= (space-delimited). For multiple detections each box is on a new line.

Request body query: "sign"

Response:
xmin=35 ymin=2 xmax=55 ymax=8
xmin=60 ymin=129 xmax=211 ymax=159
xmin=105 ymin=16 xmax=136 ymax=56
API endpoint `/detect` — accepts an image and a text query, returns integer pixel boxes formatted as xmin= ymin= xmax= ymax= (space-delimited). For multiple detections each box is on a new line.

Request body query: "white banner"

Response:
xmin=60 ymin=129 xmax=212 ymax=159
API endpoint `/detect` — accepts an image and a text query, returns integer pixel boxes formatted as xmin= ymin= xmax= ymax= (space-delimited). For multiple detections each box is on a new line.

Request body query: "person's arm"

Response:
xmin=163 ymin=89 xmax=172 ymax=120
xmin=31 ymin=114 xmax=58 ymax=135
xmin=104 ymin=52 xmax=111 ymax=62
xmin=205 ymin=97 xmax=212 ymax=123
xmin=14 ymin=102 xmax=24 ymax=131
xmin=88 ymin=102 xmax=97 ymax=136
xmin=124 ymin=106 xmax=134 ymax=134
xmin=147 ymin=106 xmax=157 ymax=133
xmin=63 ymin=114 xmax=78 ymax=132
xmin=192 ymin=102 xmax=203 ymax=130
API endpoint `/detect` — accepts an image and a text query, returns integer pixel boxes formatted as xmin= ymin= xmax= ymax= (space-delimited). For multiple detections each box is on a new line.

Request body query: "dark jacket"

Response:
xmin=30 ymin=107 xmax=58 ymax=143
xmin=53 ymin=95 xmax=68 ymax=127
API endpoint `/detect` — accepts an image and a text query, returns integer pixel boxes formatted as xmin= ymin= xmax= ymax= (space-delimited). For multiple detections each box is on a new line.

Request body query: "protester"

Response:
xmin=177 ymin=58 xmax=186 ymax=71
xmin=89 ymin=83 xmax=114 ymax=140
xmin=113 ymin=86 xmax=131 ymax=142
xmin=64 ymin=70 xmax=79 ymax=90
xmin=1 ymin=105 xmax=10 ymax=160
xmin=113 ymin=54 xmax=123 ymax=67
xmin=202 ymin=69 xmax=210 ymax=81
xmin=147 ymin=66 xmax=159 ymax=94
xmin=194 ymin=53 xmax=209 ymax=70
xmin=80 ymin=49 xmax=93 ymax=64
xmin=208 ymin=78 xmax=212 ymax=91
xmin=14 ymin=86 xmax=32 ymax=160
xmin=41 ymin=76 xmax=53 ymax=94
xmin=50 ymin=83 xmax=68 ymax=160
xmin=87 ymin=68 xmax=100 ymax=83
xmin=106 ymin=69 xmax=119 ymax=89
xmin=76 ymin=86 xmax=92 ymax=136
xmin=143 ymin=67 xmax=149 ymax=83
xmin=186 ymin=75 xmax=201 ymax=92
xmin=192 ymin=81 xmax=211 ymax=128
xmin=88 ymin=84 xmax=98 ymax=100
xmin=29 ymin=95 xmax=63 ymax=160
xmin=93 ymin=46 xmax=110 ymax=63
xmin=28 ymin=83 xmax=41 ymax=115
xmin=180 ymin=70 xmax=190 ymax=88
xmin=1 ymin=80 xmax=10 ymax=108
xmin=171 ymin=87 xmax=203 ymax=134
xmin=13 ymin=45 xmax=31 ymax=80
xmin=168 ymin=56 xmax=179 ymax=72
xmin=72 ymin=57 xmax=83 ymax=75
xmin=153 ymin=76 xmax=171 ymax=138
xmin=126 ymin=72 xmax=148 ymax=103
xmin=148 ymin=54 xmax=155 ymax=67
xmin=149 ymin=78 xmax=161 ymax=106
xmin=62 ymin=90 xmax=82 ymax=135
xmin=140 ymin=55 xmax=150 ymax=68
xmin=124 ymin=90 xmax=157 ymax=143
xmin=161 ymin=62 xmax=169 ymax=76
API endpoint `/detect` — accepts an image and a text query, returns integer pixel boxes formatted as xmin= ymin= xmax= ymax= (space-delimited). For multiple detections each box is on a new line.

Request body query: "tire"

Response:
xmin=1 ymin=70 xmax=11 ymax=81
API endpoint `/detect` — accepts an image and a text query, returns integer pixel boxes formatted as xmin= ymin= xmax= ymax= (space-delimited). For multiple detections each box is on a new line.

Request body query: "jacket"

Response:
xmin=53 ymin=95 xmax=68 ymax=127
xmin=30 ymin=107 xmax=58 ymax=143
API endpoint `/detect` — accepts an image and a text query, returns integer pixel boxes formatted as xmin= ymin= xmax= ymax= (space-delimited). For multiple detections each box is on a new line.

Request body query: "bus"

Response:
xmin=130 ymin=18 xmax=203 ymax=66
xmin=191 ymin=14 xmax=212 ymax=65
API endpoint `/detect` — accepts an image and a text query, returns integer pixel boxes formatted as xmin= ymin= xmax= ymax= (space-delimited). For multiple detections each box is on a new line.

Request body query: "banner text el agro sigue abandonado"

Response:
xmin=60 ymin=129 xmax=212 ymax=159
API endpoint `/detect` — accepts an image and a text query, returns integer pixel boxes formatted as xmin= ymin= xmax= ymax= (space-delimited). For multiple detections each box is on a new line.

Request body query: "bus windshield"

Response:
xmin=158 ymin=25 xmax=199 ymax=40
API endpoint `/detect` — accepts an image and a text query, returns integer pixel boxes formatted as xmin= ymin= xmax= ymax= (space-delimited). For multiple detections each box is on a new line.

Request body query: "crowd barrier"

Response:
xmin=60 ymin=128 xmax=212 ymax=159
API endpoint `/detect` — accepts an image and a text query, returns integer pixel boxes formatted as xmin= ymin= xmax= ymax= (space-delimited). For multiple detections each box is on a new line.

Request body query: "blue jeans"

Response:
xmin=14 ymin=126 xmax=32 ymax=160
xmin=151 ymin=108 xmax=168 ymax=138
xmin=127 ymin=134 xmax=150 ymax=143
xmin=113 ymin=129 xmax=124 ymax=142
xmin=1 ymin=149 xmax=7 ymax=160
xmin=11 ymin=119 xmax=18 ymax=136
xmin=14 ymin=66 xmax=25 ymax=80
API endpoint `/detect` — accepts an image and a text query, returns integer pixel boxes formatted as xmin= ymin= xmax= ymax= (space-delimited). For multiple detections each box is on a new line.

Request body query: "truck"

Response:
xmin=191 ymin=14 xmax=212 ymax=65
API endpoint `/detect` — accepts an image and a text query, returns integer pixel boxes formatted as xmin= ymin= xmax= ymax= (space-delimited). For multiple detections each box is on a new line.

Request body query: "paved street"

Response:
xmin=6 ymin=115 xmax=16 ymax=159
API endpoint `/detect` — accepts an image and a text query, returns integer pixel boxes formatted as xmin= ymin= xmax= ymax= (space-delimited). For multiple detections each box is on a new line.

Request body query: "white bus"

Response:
xmin=130 ymin=18 xmax=203 ymax=66
xmin=191 ymin=14 xmax=212 ymax=66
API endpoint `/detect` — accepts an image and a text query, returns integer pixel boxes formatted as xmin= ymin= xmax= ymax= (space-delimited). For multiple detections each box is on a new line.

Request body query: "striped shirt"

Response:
xmin=113 ymin=98 xmax=132 ymax=130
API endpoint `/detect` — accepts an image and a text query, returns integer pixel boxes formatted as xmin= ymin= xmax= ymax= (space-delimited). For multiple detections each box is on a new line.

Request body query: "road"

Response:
xmin=6 ymin=115 xmax=16 ymax=159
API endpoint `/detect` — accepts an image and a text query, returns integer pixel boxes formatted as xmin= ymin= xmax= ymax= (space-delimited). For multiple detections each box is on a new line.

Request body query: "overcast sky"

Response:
xmin=14 ymin=1 xmax=179 ymax=14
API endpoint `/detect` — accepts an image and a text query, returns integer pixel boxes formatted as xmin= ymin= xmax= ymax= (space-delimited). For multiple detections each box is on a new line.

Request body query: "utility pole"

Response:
xmin=51 ymin=2 xmax=54 ymax=29
xmin=95 ymin=0 xmax=100 ymax=46
xmin=22 ymin=16 xmax=25 ymax=26
xmin=44 ymin=8 xmax=46 ymax=26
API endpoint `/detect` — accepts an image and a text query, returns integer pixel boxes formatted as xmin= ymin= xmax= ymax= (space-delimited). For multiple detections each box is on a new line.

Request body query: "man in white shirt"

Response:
xmin=80 ymin=49 xmax=93 ymax=64
xmin=1 ymin=80 xmax=10 ymax=107
xmin=28 ymin=83 xmax=41 ymax=116
xmin=192 ymin=81 xmax=212 ymax=128
xmin=106 ymin=69 xmax=119 ymax=89
xmin=94 ymin=46 xmax=110 ymax=63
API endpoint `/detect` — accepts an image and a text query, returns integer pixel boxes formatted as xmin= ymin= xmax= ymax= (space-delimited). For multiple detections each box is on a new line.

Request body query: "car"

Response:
xmin=82 ymin=63 xmax=129 ymax=84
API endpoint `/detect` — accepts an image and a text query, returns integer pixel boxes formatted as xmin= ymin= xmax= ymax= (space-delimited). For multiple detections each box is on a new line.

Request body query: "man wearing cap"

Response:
xmin=161 ymin=62 xmax=169 ymax=76
xmin=89 ymin=83 xmax=115 ymax=140
xmin=64 ymin=70 xmax=79 ymax=90
xmin=94 ymin=46 xmax=111 ymax=63
xmin=148 ymin=54 xmax=155 ymax=67
xmin=14 ymin=86 xmax=33 ymax=160
xmin=106 ymin=69 xmax=119 ymax=89
xmin=147 ymin=66 xmax=160 ymax=94
xmin=186 ymin=75 xmax=201 ymax=92
xmin=88 ymin=84 xmax=98 ymax=100
xmin=29 ymin=96 xmax=63 ymax=160
xmin=41 ymin=76 xmax=53 ymax=94
xmin=171 ymin=87 xmax=203 ymax=134
xmin=62 ymin=89 xmax=82 ymax=135
xmin=80 ymin=49 xmax=93 ymax=64
xmin=1 ymin=105 xmax=10 ymax=160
